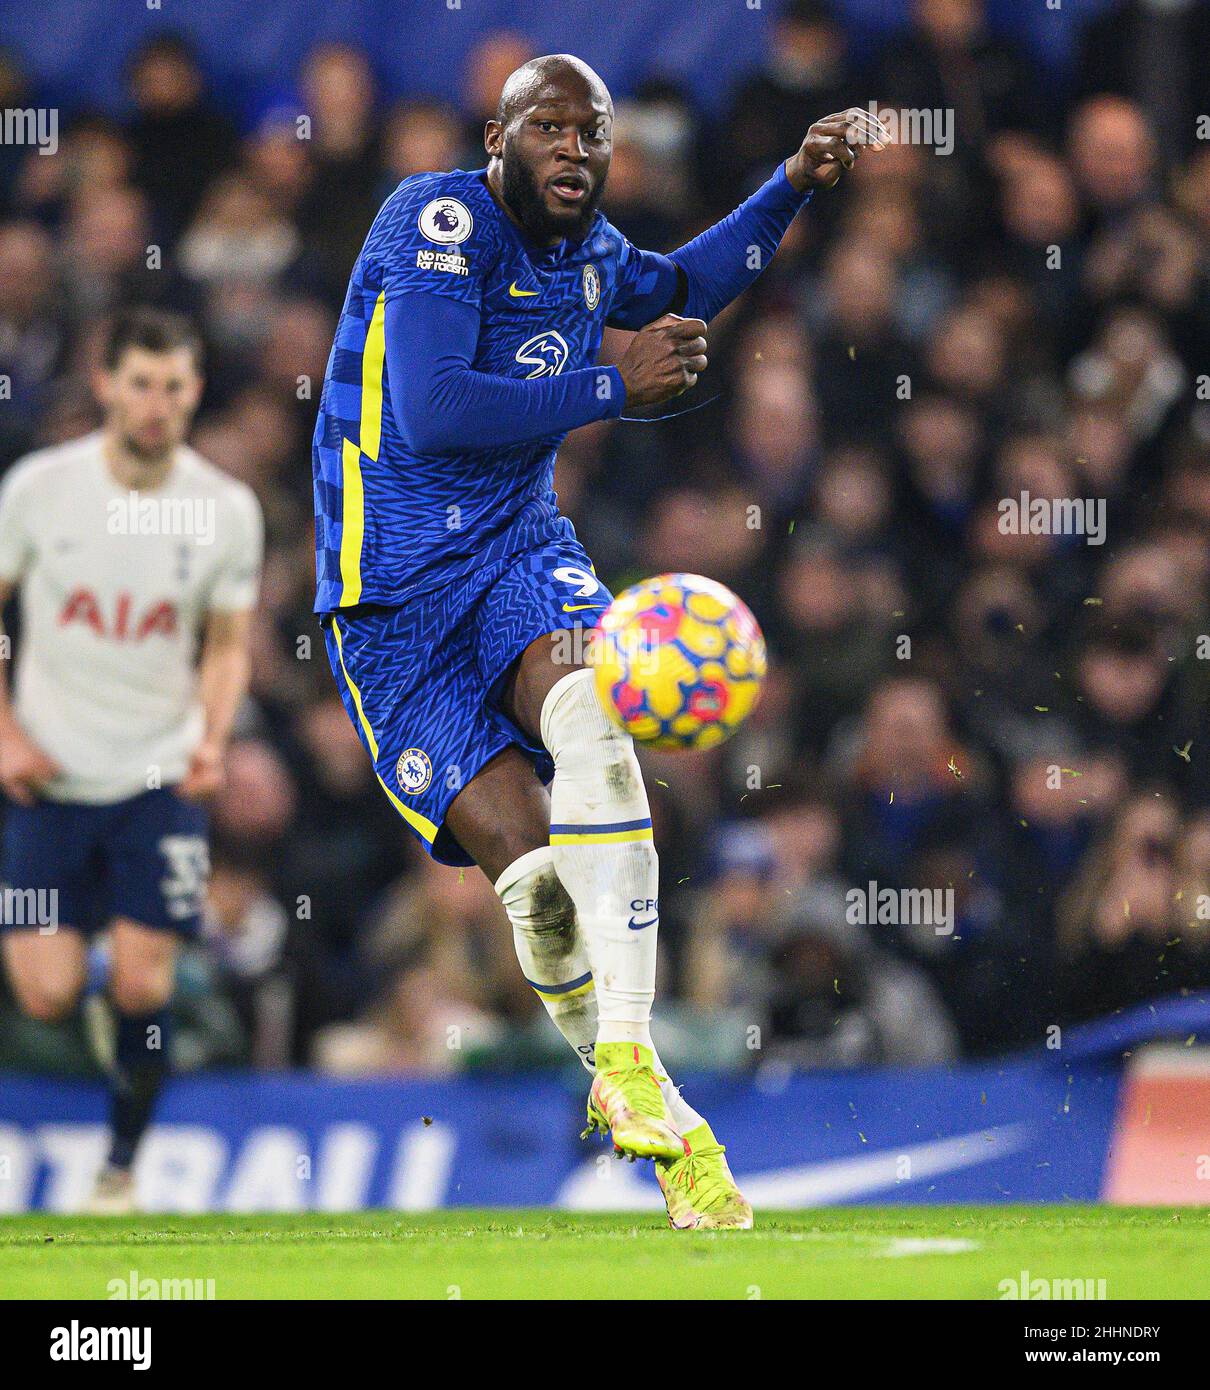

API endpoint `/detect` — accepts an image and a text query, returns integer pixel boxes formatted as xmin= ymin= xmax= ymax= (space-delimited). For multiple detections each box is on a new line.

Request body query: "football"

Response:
xmin=589 ymin=572 xmax=767 ymax=750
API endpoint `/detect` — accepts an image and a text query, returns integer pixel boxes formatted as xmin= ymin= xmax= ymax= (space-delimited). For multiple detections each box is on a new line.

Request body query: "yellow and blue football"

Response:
xmin=589 ymin=573 xmax=767 ymax=750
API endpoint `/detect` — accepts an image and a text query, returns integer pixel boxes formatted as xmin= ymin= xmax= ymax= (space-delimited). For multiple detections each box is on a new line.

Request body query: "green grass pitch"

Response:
xmin=2 ymin=1207 xmax=1208 ymax=1299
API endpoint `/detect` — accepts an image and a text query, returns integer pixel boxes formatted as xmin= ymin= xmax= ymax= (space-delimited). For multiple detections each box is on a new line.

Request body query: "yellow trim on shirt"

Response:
xmin=338 ymin=438 xmax=364 ymax=605
xmin=338 ymin=289 xmax=387 ymax=606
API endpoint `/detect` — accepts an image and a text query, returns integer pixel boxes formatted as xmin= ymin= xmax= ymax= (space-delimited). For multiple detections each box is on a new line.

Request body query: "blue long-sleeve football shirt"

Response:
xmin=312 ymin=164 xmax=809 ymax=612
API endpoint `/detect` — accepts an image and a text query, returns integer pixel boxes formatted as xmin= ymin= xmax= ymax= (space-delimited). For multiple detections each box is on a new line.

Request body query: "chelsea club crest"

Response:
xmin=582 ymin=263 xmax=601 ymax=311
xmin=396 ymin=747 xmax=433 ymax=795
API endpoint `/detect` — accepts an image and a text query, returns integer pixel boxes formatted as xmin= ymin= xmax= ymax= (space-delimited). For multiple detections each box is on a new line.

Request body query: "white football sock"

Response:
xmin=650 ymin=1050 xmax=707 ymax=1135
xmin=541 ymin=669 xmax=659 ymax=1046
xmin=495 ymin=846 xmax=596 ymax=1074
xmin=493 ymin=843 xmax=706 ymax=1134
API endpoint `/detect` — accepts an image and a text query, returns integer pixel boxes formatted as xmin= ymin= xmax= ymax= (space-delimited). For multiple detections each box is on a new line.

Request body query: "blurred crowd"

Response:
xmin=2 ymin=0 xmax=1210 ymax=1075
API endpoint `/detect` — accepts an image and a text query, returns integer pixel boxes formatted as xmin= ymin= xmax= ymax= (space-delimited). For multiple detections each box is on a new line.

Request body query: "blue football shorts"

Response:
xmin=324 ymin=532 xmax=614 ymax=866
xmin=0 ymin=786 xmax=209 ymax=936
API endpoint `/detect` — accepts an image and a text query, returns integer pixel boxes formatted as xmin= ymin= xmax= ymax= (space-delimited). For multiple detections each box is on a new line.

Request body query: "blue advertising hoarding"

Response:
xmin=1 ymin=996 xmax=1204 ymax=1212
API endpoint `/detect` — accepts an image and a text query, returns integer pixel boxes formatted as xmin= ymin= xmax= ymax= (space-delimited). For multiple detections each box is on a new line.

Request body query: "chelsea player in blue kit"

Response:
xmin=313 ymin=54 xmax=887 ymax=1229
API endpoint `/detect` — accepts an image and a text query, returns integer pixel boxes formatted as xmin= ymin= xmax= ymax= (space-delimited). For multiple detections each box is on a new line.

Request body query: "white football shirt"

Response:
xmin=0 ymin=430 xmax=263 ymax=804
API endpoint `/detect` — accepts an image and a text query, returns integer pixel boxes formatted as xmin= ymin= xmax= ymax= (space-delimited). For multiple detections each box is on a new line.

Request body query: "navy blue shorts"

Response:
xmin=325 ymin=533 xmax=613 ymax=867
xmin=0 ymin=787 xmax=209 ymax=936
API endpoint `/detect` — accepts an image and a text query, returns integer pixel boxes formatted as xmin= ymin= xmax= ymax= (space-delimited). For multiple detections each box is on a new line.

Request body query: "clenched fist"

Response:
xmin=616 ymin=314 xmax=708 ymax=408
xmin=785 ymin=107 xmax=890 ymax=192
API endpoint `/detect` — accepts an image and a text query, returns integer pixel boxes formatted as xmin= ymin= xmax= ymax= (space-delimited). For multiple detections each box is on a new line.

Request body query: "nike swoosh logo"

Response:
xmin=562 ymin=603 xmax=605 ymax=613
xmin=557 ymin=1122 xmax=1031 ymax=1210
xmin=509 ymin=282 xmax=539 ymax=297
xmin=628 ymin=916 xmax=658 ymax=931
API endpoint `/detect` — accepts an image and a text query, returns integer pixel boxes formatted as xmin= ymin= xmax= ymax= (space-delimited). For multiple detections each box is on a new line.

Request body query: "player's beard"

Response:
xmin=502 ymin=151 xmax=604 ymax=244
xmin=120 ymin=428 xmax=175 ymax=469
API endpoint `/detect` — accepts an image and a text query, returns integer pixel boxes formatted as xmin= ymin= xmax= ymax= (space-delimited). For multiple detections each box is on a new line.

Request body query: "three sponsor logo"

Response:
xmin=515 ymin=331 xmax=570 ymax=378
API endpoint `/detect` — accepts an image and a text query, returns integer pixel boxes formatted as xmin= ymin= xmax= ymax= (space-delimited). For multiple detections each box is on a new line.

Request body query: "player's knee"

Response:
xmin=497 ymin=848 xmax=578 ymax=955
xmin=541 ymin=668 xmax=612 ymax=763
xmin=110 ymin=966 xmax=172 ymax=1016
xmin=525 ymin=863 xmax=577 ymax=947
xmin=541 ymin=669 xmax=650 ymax=807
xmin=13 ymin=975 xmax=82 ymax=1023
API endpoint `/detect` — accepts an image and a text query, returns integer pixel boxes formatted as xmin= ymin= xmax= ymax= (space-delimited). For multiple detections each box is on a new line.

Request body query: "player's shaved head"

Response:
xmin=485 ymin=53 xmax=613 ymax=245
xmin=496 ymin=54 xmax=612 ymax=128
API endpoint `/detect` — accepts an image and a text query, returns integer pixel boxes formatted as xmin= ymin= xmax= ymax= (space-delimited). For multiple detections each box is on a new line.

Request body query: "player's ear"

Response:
xmin=184 ymin=368 xmax=205 ymax=412
xmin=484 ymin=119 xmax=503 ymax=158
xmin=92 ymin=366 xmax=114 ymax=410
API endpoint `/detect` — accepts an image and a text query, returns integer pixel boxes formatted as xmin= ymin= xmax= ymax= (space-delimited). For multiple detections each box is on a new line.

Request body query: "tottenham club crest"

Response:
xmin=582 ymin=263 xmax=601 ymax=311
xmin=396 ymin=747 xmax=433 ymax=795
xmin=515 ymin=330 xmax=569 ymax=378
xmin=418 ymin=198 xmax=473 ymax=245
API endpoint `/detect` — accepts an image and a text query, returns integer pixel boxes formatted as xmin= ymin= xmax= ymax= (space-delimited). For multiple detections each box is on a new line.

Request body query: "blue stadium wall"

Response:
xmin=1 ymin=997 xmax=1206 ymax=1212
xmin=1 ymin=0 xmax=1119 ymax=124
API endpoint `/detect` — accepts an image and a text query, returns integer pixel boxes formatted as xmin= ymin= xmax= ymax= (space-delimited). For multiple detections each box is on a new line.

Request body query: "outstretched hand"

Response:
xmin=785 ymin=107 xmax=891 ymax=192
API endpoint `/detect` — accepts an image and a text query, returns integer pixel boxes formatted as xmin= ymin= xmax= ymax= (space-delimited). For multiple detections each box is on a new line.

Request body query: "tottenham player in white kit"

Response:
xmin=0 ymin=310 xmax=262 ymax=1211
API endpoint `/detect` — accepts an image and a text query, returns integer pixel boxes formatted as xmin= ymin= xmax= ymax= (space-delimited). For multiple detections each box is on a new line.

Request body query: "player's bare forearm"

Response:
xmin=0 ymin=579 xmax=14 ymax=727
xmin=0 ymin=585 xmax=28 ymax=740
xmin=0 ymin=625 xmax=17 ymax=737
xmin=0 ymin=578 xmax=61 ymax=800
xmin=197 ymin=608 xmax=253 ymax=750
xmin=784 ymin=107 xmax=890 ymax=192
xmin=182 ymin=608 xmax=252 ymax=799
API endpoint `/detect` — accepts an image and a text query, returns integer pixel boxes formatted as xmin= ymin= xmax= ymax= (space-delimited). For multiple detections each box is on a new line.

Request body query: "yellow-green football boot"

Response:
xmin=655 ymin=1121 xmax=754 ymax=1230
xmin=582 ymin=1041 xmax=686 ymax=1161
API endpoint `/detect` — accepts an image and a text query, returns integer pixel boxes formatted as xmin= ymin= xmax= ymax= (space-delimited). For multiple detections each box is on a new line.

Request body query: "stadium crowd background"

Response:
xmin=2 ymin=0 xmax=1210 ymax=1077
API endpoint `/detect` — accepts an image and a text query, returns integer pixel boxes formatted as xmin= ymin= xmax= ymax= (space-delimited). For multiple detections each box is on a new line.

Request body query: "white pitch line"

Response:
xmin=876 ymin=1237 xmax=981 ymax=1258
